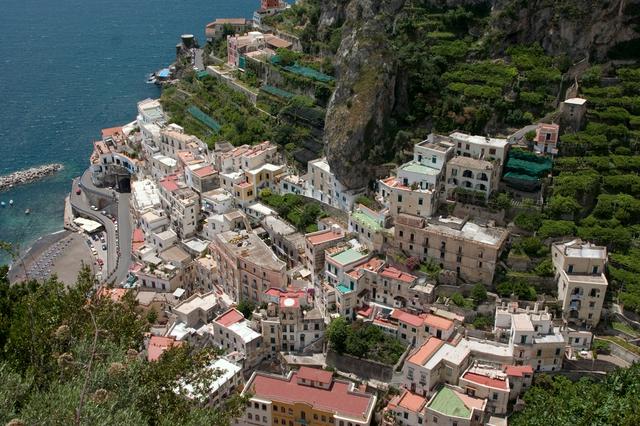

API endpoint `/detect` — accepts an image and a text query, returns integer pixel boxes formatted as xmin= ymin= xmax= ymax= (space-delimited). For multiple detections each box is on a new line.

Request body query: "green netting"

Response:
xmin=270 ymin=55 xmax=282 ymax=65
xmin=196 ymin=70 xmax=209 ymax=79
xmin=261 ymin=85 xmax=295 ymax=99
xmin=505 ymin=158 xmax=552 ymax=177
xmin=187 ymin=106 xmax=221 ymax=132
xmin=503 ymin=172 xmax=541 ymax=191
xmin=509 ymin=148 xmax=552 ymax=164
xmin=283 ymin=64 xmax=334 ymax=82
xmin=503 ymin=172 xmax=540 ymax=181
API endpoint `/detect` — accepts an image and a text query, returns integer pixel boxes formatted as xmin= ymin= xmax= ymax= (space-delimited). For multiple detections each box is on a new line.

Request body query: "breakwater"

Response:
xmin=0 ymin=164 xmax=63 ymax=191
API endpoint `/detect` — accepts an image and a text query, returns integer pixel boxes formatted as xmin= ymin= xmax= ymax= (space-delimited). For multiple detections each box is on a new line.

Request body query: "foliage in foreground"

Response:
xmin=0 ymin=265 xmax=244 ymax=425
xmin=511 ymin=363 xmax=640 ymax=426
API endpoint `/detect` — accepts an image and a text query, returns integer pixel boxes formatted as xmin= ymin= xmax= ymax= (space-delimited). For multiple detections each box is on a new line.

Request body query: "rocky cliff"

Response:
xmin=323 ymin=0 xmax=640 ymax=190
xmin=492 ymin=0 xmax=640 ymax=61
xmin=323 ymin=0 xmax=406 ymax=190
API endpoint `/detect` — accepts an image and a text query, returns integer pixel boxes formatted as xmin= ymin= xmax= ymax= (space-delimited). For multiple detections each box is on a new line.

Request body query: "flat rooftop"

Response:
xmin=399 ymin=161 xmax=440 ymax=176
xmin=351 ymin=209 xmax=382 ymax=232
xmin=423 ymin=217 xmax=508 ymax=247
xmin=449 ymin=132 xmax=508 ymax=149
xmin=306 ymin=229 xmax=344 ymax=246
xmin=448 ymin=156 xmax=494 ymax=170
xmin=329 ymin=247 xmax=368 ymax=266
xmin=174 ymin=292 xmax=218 ymax=316
xmin=216 ymin=230 xmax=285 ymax=271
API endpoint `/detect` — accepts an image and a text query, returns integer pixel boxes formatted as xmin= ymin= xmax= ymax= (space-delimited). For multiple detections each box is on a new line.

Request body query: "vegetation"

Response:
xmin=326 ymin=318 xmax=406 ymax=365
xmin=236 ymin=300 xmax=255 ymax=320
xmin=0 ymin=264 xmax=244 ymax=425
xmin=260 ymin=189 xmax=326 ymax=233
xmin=496 ymin=278 xmax=537 ymax=301
xmin=511 ymin=364 xmax=640 ymax=425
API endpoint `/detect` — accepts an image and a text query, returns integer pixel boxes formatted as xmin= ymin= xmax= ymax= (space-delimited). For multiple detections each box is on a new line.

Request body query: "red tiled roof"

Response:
xmin=193 ymin=165 xmax=217 ymax=177
xmin=132 ymin=227 xmax=144 ymax=243
xmin=297 ymin=367 xmax=333 ymax=384
xmin=391 ymin=309 xmax=424 ymax=327
xmin=380 ymin=267 xmax=416 ymax=283
xmin=359 ymin=257 xmax=385 ymax=272
xmin=159 ymin=174 xmax=180 ymax=192
xmin=504 ymin=365 xmax=534 ymax=377
xmin=423 ymin=314 xmax=454 ymax=330
xmin=397 ymin=389 xmax=428 ymax=413
xmin=147 ymin=335 xmax=183 ymax=362
xmin=462 ymin=372 xmax=508 ymax=390
xmin=356 ymin=306 xmax=373 ymax=318
xmin=215 ymin=308 xmax=245 ymax=327
xmin=408 ymin=337 xmax=444 ymax=365
xmin=251 ymin=372 xmax=373 ymax=420
xmin=306 ymin=229 xmax=344 ymax=246
xmin=101 ymin=126 xmax=123 ymax=139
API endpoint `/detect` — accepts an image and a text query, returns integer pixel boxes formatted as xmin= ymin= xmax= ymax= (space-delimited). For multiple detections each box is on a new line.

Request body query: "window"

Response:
xmin=418 ymin=198 xmax=423 ymax=205
xmin=431 ymin=155 xmax=437 ymax=164
xmin=397 ymin=195 xmax=403 ymax=202
xmin=520 ymin=335 xmax=527 ymax=344
xmin=536 ymin=349 xmax=541 ymax=356
xmin=555 ymin=348 xmax=561 ymax=355
xmin=433 ymin=417 xmax=438 ymax=423
xmin=592 ymin=266 xmax=599 ymax=274
xmin=404 ymin=413 xmax=408 ymax=419
xmin=568 ymin=264 xmax=574 ymax=273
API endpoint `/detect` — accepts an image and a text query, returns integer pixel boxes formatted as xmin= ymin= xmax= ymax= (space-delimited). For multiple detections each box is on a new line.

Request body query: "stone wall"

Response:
xmin=326 ymin=348 xmax=394 ymax=382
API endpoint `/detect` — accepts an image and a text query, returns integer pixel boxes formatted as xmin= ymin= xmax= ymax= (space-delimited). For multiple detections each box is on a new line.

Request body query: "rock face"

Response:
xmin=324 ymin=0 xmax=406 ymax=190
xmin=492 ymin=0 xmax=640 ymax=61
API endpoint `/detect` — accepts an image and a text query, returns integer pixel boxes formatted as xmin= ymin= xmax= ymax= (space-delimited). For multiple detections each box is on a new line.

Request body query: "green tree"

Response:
xmin=471 ymin=283 xmax=488 ymax=304
xmin=236 ymin=300 xmax=255 ymax=320
xmin=326 ymin=317 xmax=349 ymax=354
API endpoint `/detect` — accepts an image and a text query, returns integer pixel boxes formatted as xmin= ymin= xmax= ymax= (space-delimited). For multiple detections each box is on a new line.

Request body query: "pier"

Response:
xmin=0 ymin=163 xmax=63 ymax=191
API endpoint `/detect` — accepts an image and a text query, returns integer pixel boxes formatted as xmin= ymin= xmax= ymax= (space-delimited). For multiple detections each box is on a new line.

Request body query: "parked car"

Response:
xmin=102 ymin=244 xmax=107 ymax=251
xmin=75 ymin=188 xmax=81 ymax=195
xmin=101 ymin=210 xmax=107 ymax=216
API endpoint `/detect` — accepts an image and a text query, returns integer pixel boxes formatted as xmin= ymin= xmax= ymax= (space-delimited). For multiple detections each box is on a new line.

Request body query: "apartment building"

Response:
xmin=494 ymin=304 xmax=565 ymax=372
xmin=159 ymin=124 xmax=207 ymax=159
xmin=357 ymin=262 xmax=435 ymax=309
xmin=533 ymin=123 xmax=560 ymax=156
xmin=255 ymin=288 xmax=325 ymax=354
xmin=158 ymin=174 xmax=201 ymax=239
xmin=176 ymin=357 xmax=244 ymax=409
xmin=185 ymin=163 xmax=219 ymax=194
xmin=136 ymin=98 xmax=165 ymax=152
xmin=201 ymin=188 xmax=235 ymax=215
xmin=325 ymin=243 xmax=370 ymax=318
xmin=413 ymin=135 xmax=456 ymax=177
xmin=378 ymin=176 xmax=439 ymax=219
xmin=191 ymin=256 xmax=219 ymax=292
xmin=449 ymin=132 xmax=509 ymax=175
xmin=394 ymin=214 xmax=509 ymax=285
xmin=211 ymin=229 xmax=287 ymax=303
xmin=348 ymin=204 xmax=391 ymax=252
xmin=308 ymin=157 xmax=363 ymax=212
xmin=425 ymin=384 xmax=486 ymax=426
xmin=458 ymin=363 xmax=510 ymax=415
xmin=383 ymin=389 xmax=428 ymax=426
xmin=261 ymin=215 xmax=306 ymax=267
xmin=205 ymin=18 xmax=250 ymax=41
xmin=172 ymin=291 xmax=221 ymax=327
xmin=445 ymin=156 xmax=498 ymax=202
xmin=212 ymin=308 xmax=264 ymax=369
xmin=214 ymin=141 xmax=278 ymax=173
xmin=304 ymin=226 xmax=346 ymax=275
xmin=240 ymin=367 xmax=377 ymax=426
xmin=552 ymin=239 xmax=608 ymax=327
xmin=278 ymin=173 xmax=306 ymax=196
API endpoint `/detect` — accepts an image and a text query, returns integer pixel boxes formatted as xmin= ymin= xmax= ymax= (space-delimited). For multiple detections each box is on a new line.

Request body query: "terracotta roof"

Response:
xmin=424 ymin=314 xmax=454 ymax=330
xmin=159 ymin=174 xmax=180 ymax=192
xmin=101 ymin=126 xmax=123 ymax=139
xmin=250 ymin=372 xmax=374 ymax=420
xmin=193 ymin=165 xmax=217 ymax=178
xmin=215 ymin=308 xmax=245 ymax=327
xmin=380 ymin=267 xmax=416 ymax=283
xmin=408 ymin=337 xmax=445 ymax=365
xmin=147 ymin=335 xmax=183 ymax=362
xmin=391 ymin=309 xmax=424 ymax=327
xmin=359 ymin=257 xmax=385 ymax=273
xmin=306 ymin=229 xmax=344 ymax=246
xmin=462 ymin=372 xmax=508 ymax=390
xmin=504 ymin=365 xmax=533 ymax=377
xmin=297 ymin=367 xmax=333 ymax=384
xmin=397 ymin=389 xmax=428 ymax=413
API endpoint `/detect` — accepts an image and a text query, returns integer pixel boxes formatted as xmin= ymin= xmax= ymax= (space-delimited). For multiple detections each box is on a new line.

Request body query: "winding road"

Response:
xmin=70 ymin=170 xmax=132 ymax=285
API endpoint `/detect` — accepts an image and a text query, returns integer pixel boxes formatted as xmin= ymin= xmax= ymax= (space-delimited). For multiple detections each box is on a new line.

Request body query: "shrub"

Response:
xmin=514 ymin=211 xmax=543 ymax=231
xmin=537 ymin=220 xmax=577 ymax=239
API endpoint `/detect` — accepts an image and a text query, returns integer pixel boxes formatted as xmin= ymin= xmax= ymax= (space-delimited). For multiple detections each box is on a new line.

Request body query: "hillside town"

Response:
xmin=42 ymin=1 xmax=639 ymax=426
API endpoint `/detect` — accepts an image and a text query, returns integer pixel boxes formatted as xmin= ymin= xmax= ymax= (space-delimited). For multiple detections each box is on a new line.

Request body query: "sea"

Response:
xmin=0 ymin=0 xmax=256 ymax=264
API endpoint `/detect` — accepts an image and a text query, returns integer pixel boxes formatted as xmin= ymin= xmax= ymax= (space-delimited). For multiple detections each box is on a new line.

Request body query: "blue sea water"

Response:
xmin=0 ymin=0 xmax=256 ymax=263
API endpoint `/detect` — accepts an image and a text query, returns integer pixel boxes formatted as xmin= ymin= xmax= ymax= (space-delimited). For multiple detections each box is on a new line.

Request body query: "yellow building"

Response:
xmin=239 ymin=367 xmax=376 ymax=426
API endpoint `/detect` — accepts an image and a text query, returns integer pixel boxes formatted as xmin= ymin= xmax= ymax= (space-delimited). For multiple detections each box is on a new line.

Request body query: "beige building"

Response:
xmin=494 ymin=303 xmax=565 ymax=372
xmin=158 ymin=174 xmax=201 ymax=239
xmin=348 ymin=204 xmax=391 ymax=252
xmin=304 ymin=226 xmax=346 ymax=275
xmin=159 ymin=124 xmax=206 ymax=159
xmin=445 ymin=156 xmax=498 ymax=202
xmin=458 ymin=363 xmax=510 ymax=415
xmin=172 ymin=291 xmax=220 ymax=327
xmin=213 ymin=141 xmax=278 ymax=173
xmin=552 ymin=239 xmax=608 ymax=327
xmin=393 ymin=214 xmax=509 ymax=285
xmin=449 ymin=132 xmax=509 ymax=175
xmin=307 ymin=157 xmax=363 ymax=212
xmin=212 ymin=308 xmax=264 ymax=369
xmin=210 ymin=229 xmax=286 ymax=304
xmin=378 ymin=176 xmax=439 ymax=219
xmin=261 ymin=215 xmax=306 ymax=267
xmin=255 ymin=288 xmax=325 ymax=354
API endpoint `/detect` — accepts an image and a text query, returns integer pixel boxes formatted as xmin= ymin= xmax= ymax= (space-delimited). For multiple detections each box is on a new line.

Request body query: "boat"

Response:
xmin=1 ymin=201 xmax=5 ymax=207
xmin=146 ymin=74 xmax=157 ymax=84
xmin=25 ymin=208 xmax=30 ymax=215
xmin=9 ymin=199 xmax=13 ymax=206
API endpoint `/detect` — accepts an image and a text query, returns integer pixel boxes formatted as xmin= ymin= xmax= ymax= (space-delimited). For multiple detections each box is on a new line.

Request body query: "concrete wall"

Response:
xmin=596 ymin=338 xmax=640 ymax=365
xmin=326 ymin=348 xmax=394 ymax=382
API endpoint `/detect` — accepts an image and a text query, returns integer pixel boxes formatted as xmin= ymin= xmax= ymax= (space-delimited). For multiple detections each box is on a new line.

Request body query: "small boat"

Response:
xmin=0 ymin=202 xmax=5 ymax=207
xmin=9 ymin=199 xmax=13 ymax=206
xmin=146 ymin=74 xmax=157 ymax=84
xmin=25 ymin=208 xmax=30 ymax=215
